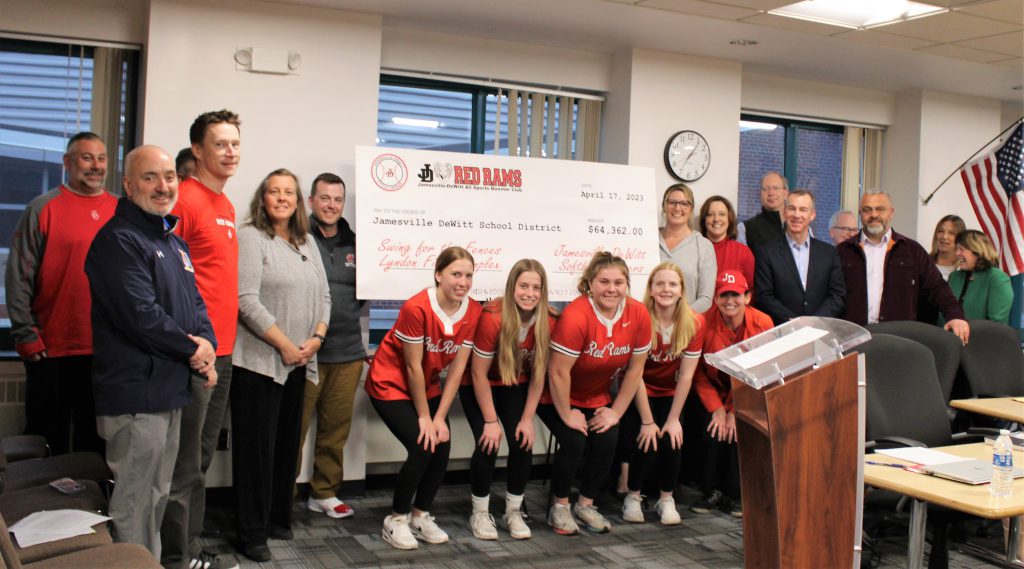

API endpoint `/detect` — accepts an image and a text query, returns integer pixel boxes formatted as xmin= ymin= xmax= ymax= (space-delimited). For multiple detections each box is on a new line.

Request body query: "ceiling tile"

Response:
xmin=957 ymin=0 xmax=1024 ymax=24
xmin=833 ymin=29 xmax=937 ymax=50
xmin=990 ymin=57 xmax=1023 ymax=71
xmin=916 ymin=0 xmax=989 ymax=7
xmin=881 ymin=12 xmax=1018 ymax=43
xmin=916 ymin=42 xmax=1010 ymax=63
xmin=639 ymin=0 xmax=759 ymax=20
xmin=705 ymin=0 xmax=791 ymax=10
xmin=740 ymin=12 xmax=848 ymax=36
xmin=957 ymin=30 xmax=1023 ymax=57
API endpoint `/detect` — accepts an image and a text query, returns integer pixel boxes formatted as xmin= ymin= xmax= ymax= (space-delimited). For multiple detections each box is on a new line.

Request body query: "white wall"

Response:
xmin=143 ymin=0 xmax=382 ymax=212
xmin=916 ymin=91 xmax=1002 ymax=241
xmin=2 ymin=0 xmax=146 ymax=45
xmin=624 ymin=49 xmax=742 ymax=213
xmin=742 ymin=72 xmax=895 ymax=127
xmin=882 ymin=90 xmax=924 ymax=235
xmin=381 ymin=27 xmax=611 ymax=92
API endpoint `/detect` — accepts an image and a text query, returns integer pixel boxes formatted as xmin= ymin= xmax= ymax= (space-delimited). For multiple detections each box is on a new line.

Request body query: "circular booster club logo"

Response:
xmin=371 ymin=154 xmax=408 ymax=191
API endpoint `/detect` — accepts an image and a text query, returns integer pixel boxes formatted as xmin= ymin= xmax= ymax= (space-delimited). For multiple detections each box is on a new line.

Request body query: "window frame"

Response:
xmin=0 ymin=36 xmax=140 ymax=357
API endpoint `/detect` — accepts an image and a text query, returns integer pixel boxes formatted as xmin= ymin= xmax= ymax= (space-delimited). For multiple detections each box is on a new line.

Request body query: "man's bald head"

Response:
xmin=123 ymin=145 xmax=178 ymax=217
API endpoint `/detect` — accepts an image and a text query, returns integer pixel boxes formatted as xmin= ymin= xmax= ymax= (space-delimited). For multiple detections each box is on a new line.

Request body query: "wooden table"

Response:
xmin=864 ymin=443 xmax=1024 ymax=568
xmin=950 ymin=397 xmax=1024 ymax=423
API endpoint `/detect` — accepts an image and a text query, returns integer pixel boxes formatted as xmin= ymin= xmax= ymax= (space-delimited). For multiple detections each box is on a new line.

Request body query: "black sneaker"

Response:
xmin=727 ymin=499 xmax=743 ymax=518
xmin=690 ymin=490 xmax=725 ymax=514
xmin=269 ymin=525 xmax=293 ymax=540
xmin=188 ymin=550 xmax=239 ymax=569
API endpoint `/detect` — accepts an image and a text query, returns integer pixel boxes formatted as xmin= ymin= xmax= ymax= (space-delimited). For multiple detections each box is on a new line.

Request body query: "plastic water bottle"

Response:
xmin=991 ymin=429 xmax=1014 ymax=498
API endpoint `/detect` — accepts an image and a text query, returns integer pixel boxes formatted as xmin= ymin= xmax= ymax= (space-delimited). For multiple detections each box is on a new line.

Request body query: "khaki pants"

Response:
xmin=298 ymin=360 xmax=364 ymax=498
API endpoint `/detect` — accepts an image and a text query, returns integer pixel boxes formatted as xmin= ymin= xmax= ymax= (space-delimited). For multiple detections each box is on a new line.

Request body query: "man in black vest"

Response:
xmin=739 ymin=171 xmax=788 ymax=254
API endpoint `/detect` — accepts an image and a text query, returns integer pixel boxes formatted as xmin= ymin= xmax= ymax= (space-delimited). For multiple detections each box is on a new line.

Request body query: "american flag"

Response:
xmin=961 ymin=122 xmax=1024 ymax=276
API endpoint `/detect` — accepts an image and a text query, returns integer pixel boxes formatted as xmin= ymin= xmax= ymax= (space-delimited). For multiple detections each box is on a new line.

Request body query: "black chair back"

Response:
xmin=856 ymin=334 xmax=953 ymax=448
xmin=867 ymin=321 xmax=962 ymax=402
xmin=960 ymin=319 xmax=1024 ymax=398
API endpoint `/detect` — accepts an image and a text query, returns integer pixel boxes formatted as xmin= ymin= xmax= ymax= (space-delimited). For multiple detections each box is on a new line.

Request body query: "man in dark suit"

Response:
xmin=754 ymin=190 xmax=845 ymax=326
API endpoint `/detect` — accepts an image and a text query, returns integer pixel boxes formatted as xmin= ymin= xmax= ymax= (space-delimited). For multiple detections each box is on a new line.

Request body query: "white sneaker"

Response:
xmin=622 ymin=493 xmax=645 ymax=523
xmin=410 ymin=513 xmax=449 ymax=544
xmin=470 ymin=511 xmax=498 ymax=540
xmin=547 ymin=503 xmax=579 ymax=536
xmin=655 ymin=497 xmax=682 ymax=526
xmin=572 ymin=503 xmax=611 ymax=533
xmin=308 ymin=496 xmax=355 ymax=519
xmin=383 ymin=514 xmax=418 ymax=550
xmin=504 ymin=510 xmax=531 ymax=539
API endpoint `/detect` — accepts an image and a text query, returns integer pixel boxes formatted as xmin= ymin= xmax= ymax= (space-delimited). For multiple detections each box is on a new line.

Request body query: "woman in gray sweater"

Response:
xmin=230 ymin=169 xmax=331 ymax=563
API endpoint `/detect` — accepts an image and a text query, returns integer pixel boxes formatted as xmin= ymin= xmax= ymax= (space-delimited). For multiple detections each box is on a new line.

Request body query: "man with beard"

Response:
xmin=837 ymin=190 xmax=969 ymax=344
xmin=86 ymin=145 xmax=216 ymax=557
xmin=6 ymin=132 xmax=116 ymax=456
xmin=298 ymin=173 xmax=366 ymax=520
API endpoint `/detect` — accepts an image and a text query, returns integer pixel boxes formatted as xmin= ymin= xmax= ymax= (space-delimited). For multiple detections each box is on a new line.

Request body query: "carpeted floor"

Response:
xmin=198 ymin=481 xmax=1008 ymax=568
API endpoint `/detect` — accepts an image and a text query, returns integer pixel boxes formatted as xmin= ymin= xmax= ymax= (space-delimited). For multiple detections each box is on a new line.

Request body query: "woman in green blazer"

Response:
xmin=944 ymin=230 xmax=1013 ymax=325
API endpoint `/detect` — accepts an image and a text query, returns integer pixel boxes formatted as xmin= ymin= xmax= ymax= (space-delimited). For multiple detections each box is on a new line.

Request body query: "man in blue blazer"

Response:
xmin=754 ymin=190 xmax=846 ymax=326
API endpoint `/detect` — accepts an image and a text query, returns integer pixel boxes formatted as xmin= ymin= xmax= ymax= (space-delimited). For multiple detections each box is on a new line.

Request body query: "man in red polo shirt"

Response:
xmin=6 ymin=131 xmax=117 ymax=456
xmin=161 ymin=110 xmax=241 ymax=569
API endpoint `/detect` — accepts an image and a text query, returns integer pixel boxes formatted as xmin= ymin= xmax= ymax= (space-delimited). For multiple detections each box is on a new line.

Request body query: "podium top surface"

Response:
xmin=704 ymin=316 xmax=869 ymax=389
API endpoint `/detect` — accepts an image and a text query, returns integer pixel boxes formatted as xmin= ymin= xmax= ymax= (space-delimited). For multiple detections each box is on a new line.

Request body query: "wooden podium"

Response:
xmin=731 ymin=353 xmax=861 ymax=569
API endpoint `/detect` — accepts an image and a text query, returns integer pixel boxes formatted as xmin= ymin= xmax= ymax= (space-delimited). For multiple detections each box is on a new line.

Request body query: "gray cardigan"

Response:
xmin=233 ymin=224 xmax=331 ymax=384
xmin=659 ymin=230 xmax=717 ymax=313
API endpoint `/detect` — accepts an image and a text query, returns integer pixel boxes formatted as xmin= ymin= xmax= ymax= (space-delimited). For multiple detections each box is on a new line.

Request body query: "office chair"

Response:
xmin=866 ymin=321 xmax=963 ymax=403
xmin=856 ymin=334 xmax=987 ymax=569
xmin=0 ymin=511 xmax=161 ymax=569
xmin=959 ymin=319 xmax=1024 ymax=399
xmin=0 ymin=437 xmax=48 ymax=463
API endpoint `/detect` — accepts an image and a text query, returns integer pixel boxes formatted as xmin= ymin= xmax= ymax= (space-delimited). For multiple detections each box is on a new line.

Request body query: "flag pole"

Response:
xmin=921 ymin=116 xmax=1024 ymax=206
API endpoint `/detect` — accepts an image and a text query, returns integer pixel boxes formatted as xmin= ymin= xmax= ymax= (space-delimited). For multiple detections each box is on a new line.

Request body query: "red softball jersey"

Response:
xmin=471 ymin=300 xmax=558 ymax=388
xmin=366 ymin=288 xmax=482 ymax=401
xmin=548 ymin=295 xmax=652 ymax=409
xmin=642 ymin=311 xmax=705 ymax=398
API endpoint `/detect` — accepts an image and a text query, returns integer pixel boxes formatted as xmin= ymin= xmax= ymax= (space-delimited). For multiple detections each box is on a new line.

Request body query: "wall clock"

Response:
xmin=664 ymin=130 xmax=710 ymax=182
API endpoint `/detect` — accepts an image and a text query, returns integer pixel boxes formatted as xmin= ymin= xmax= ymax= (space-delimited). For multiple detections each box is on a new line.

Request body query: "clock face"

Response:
xmin=665 ymin=130 xmax=710 ymax=182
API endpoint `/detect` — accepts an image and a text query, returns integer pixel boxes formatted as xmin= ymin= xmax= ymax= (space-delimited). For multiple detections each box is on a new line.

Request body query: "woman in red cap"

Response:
xmin=690 ymin=270 xmax=773 ymax=518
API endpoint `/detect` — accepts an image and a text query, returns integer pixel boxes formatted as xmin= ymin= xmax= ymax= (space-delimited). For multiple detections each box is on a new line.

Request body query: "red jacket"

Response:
xmin=693 ymin=305 xmax=773 ymax=413
xmin=837 ymin=230 xmax=964 ymax=325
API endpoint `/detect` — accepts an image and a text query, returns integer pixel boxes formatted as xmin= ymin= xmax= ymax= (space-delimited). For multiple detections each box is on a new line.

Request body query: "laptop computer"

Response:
xmin=924 ymin=459 xmax=1024 ymax=485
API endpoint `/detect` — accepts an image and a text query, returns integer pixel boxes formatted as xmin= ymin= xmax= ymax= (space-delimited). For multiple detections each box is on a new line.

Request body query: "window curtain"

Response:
xmin=90 ymin=47 xmax=131 ymax=195
xmin=500 ymin=88 xmax=602 ymax=161
xmin=841 ymin=125 xmax=885 ymax=210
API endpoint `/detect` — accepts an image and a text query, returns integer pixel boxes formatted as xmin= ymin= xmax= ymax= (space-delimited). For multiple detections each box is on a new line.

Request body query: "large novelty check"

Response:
xmin=355 ymin=146 xmax=660 ymax=301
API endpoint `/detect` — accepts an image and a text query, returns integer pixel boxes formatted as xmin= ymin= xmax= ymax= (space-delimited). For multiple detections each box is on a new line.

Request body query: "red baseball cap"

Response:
xmin=716 ymin=270 xmax=748 ymax=296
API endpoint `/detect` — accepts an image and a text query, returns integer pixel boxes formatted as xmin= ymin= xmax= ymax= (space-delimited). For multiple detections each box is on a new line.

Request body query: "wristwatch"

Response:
xmin=313 ymin=334 xmax=326 ymax=346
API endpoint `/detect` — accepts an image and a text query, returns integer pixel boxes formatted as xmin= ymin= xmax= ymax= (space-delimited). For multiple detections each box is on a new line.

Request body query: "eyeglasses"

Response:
xmin=665 ymin=199 xmax=692 ymax=209
xmin=761 ymin=185 xmax=786 ymax=193
xmin=832 ymin=226 xmax=858 ymax=233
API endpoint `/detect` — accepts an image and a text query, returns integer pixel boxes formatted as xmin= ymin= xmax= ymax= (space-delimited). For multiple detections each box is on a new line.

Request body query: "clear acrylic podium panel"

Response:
xmin=704 ymin=316 xmax=870 ymax=390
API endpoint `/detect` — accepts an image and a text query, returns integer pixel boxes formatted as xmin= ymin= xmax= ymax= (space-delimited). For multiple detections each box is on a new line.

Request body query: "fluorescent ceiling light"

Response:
xmin=739 ymin=120 xmax=780 ymax=132
xmin=769 ymin=0 xmax=946 ymax=30
xmin=391 ymin=117 xmax=440 ymax=128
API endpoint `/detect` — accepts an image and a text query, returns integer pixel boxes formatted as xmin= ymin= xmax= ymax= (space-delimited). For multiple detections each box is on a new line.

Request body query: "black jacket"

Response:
xmin=310 ymin=215 xmax=366 ymax=364
xmin=754 ymin=235 xmax=846 ymax=326
xmin=743 ymin=207 xmax=786 ymax=255
xmin=86 ymin=198 xmax=215 ymax=416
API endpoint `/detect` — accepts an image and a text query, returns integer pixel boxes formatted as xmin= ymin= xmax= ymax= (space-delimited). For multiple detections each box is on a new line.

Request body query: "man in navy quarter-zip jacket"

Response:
xmin=85 ymin=145 xmax=216 ymax=559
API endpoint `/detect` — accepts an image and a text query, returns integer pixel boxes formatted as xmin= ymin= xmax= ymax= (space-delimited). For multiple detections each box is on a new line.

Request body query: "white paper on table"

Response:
xmin=874 ymin=447 xmax=971 ymax=466
xmin=730 ymin=326 xmax=829 ymax=369
xmin=9 ymin=509 xmax=110 ymax=548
